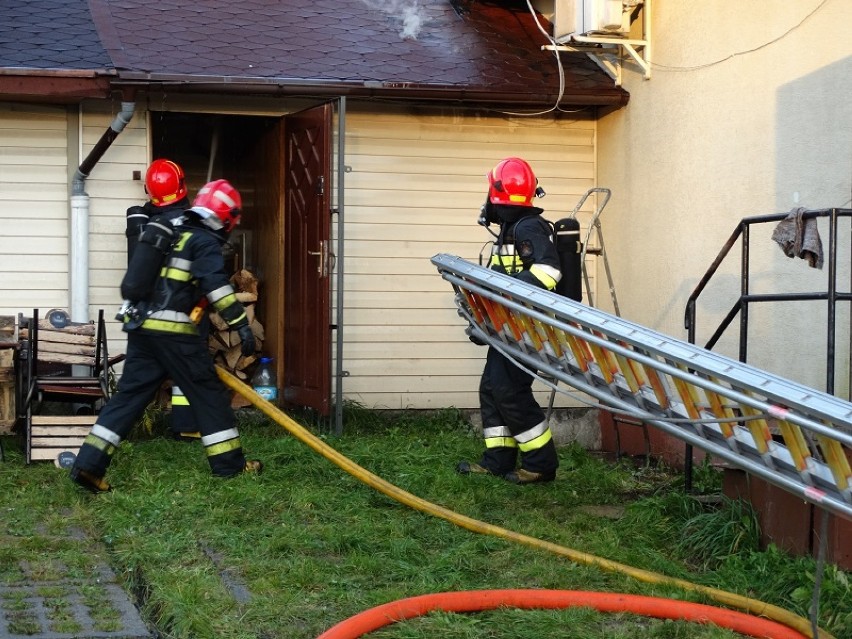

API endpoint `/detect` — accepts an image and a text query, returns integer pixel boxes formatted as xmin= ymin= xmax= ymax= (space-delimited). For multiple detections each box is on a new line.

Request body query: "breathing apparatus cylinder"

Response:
xmin=553 ymin=217 xmax=583 ymax=302
xmin=125 ymin=205 xmax=150 ymax=261
xmin=120 ymin=215 xmax=179 ymax=303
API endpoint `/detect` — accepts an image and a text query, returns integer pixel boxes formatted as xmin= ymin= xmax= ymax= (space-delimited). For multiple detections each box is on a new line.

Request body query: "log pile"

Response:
xmin=207 ymin=268 xmax=265 ymax=381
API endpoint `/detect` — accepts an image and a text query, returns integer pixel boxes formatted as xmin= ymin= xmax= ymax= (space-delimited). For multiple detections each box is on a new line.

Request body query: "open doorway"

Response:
xmin=150 ymin=108 xmax=333 ymax=415
xmin=150 ymin=112 xmax=274 ymax=274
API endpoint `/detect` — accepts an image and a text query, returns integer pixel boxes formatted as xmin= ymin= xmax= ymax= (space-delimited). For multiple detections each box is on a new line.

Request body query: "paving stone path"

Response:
xmin=0 ymin=528 xmax=152 ymax=639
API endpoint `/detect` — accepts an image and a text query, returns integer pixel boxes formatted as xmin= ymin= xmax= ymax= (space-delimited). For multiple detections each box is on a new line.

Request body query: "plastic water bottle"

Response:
xmin=251 ymin=357 xmax=278 ymax=402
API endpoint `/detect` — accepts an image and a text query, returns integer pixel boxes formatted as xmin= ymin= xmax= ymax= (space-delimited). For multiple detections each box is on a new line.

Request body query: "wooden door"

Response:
xmin=283 ymin=103 xmax=333 ymax=414
xmin=249 ymin=118 xmax=285 ymax=385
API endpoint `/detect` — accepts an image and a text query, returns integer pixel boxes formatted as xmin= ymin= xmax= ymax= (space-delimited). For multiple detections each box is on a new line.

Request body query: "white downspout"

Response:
xmin=69 ymin=99 xmax=135 ymax=323
xmin=69 ymin=192 xmax=89 ymax=324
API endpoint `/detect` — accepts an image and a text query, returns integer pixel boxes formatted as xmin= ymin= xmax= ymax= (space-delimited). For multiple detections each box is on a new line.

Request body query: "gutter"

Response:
xmin=69 ymin=96 xmax=135 ymax=323
xmin=111 ymin=74 xmax=629 ymax=109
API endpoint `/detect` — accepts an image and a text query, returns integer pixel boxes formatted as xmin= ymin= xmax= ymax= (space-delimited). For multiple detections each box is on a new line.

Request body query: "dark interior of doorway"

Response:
xmin=150 ymin=111 xmax=280 ymax=271
xmin=150 ymin=110 xmax=282 ymax=372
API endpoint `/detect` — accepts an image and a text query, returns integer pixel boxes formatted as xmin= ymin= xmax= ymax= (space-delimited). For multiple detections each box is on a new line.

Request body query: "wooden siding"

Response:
xmin=0 ymin=103 xmax=69 ymax=314
xmin=337 ymin=105 xmax=597 ymax=410
xmin=0 ymin=101 xmax=146 ymax=351
xmin=71 ymin=102 xmax=147 ymax=355
xmin=3 ymin=98 xmax=600 ymax=412
xmin=82 ymin=101 xmax=149 ymax=321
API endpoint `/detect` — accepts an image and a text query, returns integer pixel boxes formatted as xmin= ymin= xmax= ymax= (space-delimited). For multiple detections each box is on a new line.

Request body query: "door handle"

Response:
xmin=307 ymin=241 xmax=330 ymax=277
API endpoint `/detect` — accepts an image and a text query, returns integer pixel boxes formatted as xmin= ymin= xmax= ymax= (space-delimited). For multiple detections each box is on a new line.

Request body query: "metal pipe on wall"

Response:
xmin=334 ymin=96 xmax=346 ymax=436
xmin=69 ymin=98 xmax=136 ymax=323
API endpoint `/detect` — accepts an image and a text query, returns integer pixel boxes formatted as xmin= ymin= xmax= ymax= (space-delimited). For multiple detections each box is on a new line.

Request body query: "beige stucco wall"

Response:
xmin=597 ymin=0 xmax=852 ymax=397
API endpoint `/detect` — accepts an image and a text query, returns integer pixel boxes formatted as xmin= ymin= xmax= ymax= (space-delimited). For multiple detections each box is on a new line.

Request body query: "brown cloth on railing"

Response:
xmin=770 ymin=206 xmax=824 ymax=269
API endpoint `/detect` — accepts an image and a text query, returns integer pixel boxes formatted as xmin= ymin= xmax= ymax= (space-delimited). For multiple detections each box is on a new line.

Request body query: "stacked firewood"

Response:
xmin=207 ymin=268 xmax=265 ymax=380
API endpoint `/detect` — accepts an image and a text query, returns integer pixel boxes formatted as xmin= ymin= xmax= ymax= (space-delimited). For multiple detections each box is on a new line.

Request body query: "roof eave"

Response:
xmin=112 ymin=72 xmax=629 ymax=109
xmin=0 ymin=69 xmax=115 ymax=103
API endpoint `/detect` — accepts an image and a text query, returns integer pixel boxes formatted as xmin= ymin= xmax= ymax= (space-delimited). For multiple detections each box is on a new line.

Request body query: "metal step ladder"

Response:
xmin=432 ymin=253 xmax=852 ymax=520
xmin=571 ymin=187 xmax=620 ymax=314
xmin=549 ymin=188 xmax=646 ymax=457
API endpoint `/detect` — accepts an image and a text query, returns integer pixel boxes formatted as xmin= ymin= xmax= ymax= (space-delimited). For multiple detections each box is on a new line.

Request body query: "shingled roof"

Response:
xmin=0 ymin=0 xmax=629 ymax=108
xmin=0 ymin=0 xmax=114 ymax=100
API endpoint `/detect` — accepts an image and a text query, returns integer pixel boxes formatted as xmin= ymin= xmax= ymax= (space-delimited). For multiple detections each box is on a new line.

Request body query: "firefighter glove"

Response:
xmin=465 ymin=323 xmax=487 ymax=346
xmin=238 ymin=325 xmax=256 ymax=357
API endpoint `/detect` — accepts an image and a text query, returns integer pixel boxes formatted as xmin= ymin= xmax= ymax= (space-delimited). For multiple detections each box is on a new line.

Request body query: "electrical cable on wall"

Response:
xmin=493 ymin=0 xmax=590 ymax=118
xmin=651 ymin=0 xmax=830 ymax=72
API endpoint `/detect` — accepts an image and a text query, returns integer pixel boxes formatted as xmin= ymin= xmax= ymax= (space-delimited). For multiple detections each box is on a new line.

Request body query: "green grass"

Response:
xmin=1 ymin=406 xmax=849 ymax=639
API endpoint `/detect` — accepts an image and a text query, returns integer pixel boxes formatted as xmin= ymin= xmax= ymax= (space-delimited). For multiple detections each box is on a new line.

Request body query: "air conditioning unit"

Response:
xmin=553 ymin=0 xmax=638 ymax=41
xmin=546 ymin=0 xmax=651 ymax=82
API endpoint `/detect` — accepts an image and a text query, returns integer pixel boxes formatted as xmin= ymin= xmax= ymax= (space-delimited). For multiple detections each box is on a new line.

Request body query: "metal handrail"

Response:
xmin=684 ymin=207 xmax=852 ymax=396
xmin=682 ymin=207 xmax=852 ymax=491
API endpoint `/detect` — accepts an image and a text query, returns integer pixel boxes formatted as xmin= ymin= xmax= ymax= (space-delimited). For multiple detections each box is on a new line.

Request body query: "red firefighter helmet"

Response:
xmin=145 ymin=159 xmax=187 ymax=206
xmin=190 ymin=179 xmax=242 ymax=232
xmin=487 ymin=157 xmax=540 ymax=207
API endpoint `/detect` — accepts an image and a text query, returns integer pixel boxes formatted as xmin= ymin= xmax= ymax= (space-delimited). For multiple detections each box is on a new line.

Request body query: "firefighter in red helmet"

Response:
xmin=146 ymin=158 xmax=188 ymax=205
xmin=125 ymin=159 xmax=199 ymax=441
xmin=70 ymin=179 xmax=260 ymax=493
xmin=126 ymin=159 xmax=189 ymax=257
xmin=457 ymin=157 xmax=561 ymax=484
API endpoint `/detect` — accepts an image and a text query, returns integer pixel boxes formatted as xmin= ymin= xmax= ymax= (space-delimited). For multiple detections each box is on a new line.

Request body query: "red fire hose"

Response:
xmin=315 ymin=590 xmax=808 ymax=639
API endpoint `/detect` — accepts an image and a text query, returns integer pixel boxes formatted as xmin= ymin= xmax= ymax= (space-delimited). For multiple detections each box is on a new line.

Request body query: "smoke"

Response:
xmin=360 ymin=0 xmax=426 ymax=40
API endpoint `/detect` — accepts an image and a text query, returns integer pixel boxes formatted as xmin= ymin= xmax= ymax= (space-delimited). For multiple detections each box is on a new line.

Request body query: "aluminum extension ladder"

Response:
xmin=433 ymin=253 xmax=852 ymax=520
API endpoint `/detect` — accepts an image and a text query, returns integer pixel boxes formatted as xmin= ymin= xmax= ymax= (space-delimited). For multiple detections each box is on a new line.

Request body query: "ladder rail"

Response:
xmin=453 ymin=271 xmax=852 ymax=441
xmin=444 ymin=259 xmax=852 ymax=433
xmin=435 ymin=253 xmax=852 ymax=520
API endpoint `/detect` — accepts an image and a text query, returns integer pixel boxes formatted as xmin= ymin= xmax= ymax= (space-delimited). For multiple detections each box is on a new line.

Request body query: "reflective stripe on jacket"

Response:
xmin=492 ymin=214 xmax=562 ymax=291
xmin=140 ymin=224 xmax=247 ymax=335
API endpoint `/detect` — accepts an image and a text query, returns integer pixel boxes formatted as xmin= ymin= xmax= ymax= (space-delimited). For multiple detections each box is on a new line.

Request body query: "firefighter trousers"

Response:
xmin=478 ymin=346 xmax=558 ymax=476
xmin=168 ymin=314 xmax=212 ymax=437
xmin=72 ymin=330 xmax=247 ymax=478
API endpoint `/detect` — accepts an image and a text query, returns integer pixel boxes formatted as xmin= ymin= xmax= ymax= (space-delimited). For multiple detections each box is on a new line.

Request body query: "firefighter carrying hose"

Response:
xmin=125 ymin=159 xmax=200 ymax=441
xmin=70 ymin=179 xmax=261 ymax=493
xmin=456 ymin=157 xmax=561 ymax=484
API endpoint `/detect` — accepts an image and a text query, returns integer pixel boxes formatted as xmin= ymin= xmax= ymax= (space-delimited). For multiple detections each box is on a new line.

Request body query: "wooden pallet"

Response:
xmin=28 ymin=415 xmax=96 ymax=463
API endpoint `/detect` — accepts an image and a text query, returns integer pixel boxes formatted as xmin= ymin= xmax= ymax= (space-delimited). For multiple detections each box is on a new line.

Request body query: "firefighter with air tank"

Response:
xmin=123 ymin=159 xmax=201 ymax=441
xmin=457 ymin=157 xmax=563 ymax=485
xmin=70 ymin=178 xmax=261 ymax=493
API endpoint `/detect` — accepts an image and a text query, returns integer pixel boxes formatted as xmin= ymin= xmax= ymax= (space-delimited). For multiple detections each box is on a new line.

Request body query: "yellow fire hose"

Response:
xmin=217 ymin=366 xmax=833 ymax=639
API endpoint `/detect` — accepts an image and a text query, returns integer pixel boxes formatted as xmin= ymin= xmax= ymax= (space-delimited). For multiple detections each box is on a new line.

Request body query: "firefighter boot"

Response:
xmin=242 ymin=460 xmax=263 ymax=474
xmin=504 ymin=468 xmax=556 ymax=485
xmin=456 ymin=460 xmax=505 ymax=478
xmin=69 ymin=468 xmax=112 ymax=494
